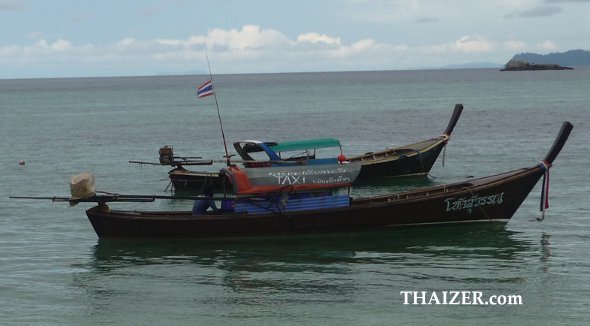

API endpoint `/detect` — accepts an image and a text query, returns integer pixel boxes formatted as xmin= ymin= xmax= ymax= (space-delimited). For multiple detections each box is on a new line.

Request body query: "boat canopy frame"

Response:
xmin=233 ymin=138 xmax=342 ymax=161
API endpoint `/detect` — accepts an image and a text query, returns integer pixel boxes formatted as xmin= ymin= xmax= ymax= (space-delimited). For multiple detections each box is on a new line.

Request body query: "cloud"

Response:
xmin=207 ymin=25 xmax=291 ymax=51
xmin=545 ymin=0 xmax=590 ymax=3
xmin=327 ymin=39 xmax=378 ymax=59
xmin=452 ymin=35 xmax=494 ymax=53
xmin=69 ymin=15 xmax=86 ymax=24
xmin=0 ymin=25 xmax=536 ymax=77
xmin=140 ymin=7 xmax=163 ymax=17
xmin=0 ymin=0 xmax=25 ymax=11
xmin=505 ymin=5 xmax=563 ymax=18
xmin=296 ymin=33 xmax=341 ymax=46
xmin=415 ymin=17 xmax=438 ymax=23
xmin=103 ymin=25 xmax=292 ymax=57
xmin=504 ymin=40 xmax=527 ymax=51
xmin=26 ymin=39 xmax=74 ymax=53
xmin=420 ymin=35 xmax=531 ymax=65
xmin=520 ymin=5 xmax=562 ymax=16
xmin=537 ymin=40 xmax=558 ymax=51
xmin=48 ymin=39 xmax=73 ymax=51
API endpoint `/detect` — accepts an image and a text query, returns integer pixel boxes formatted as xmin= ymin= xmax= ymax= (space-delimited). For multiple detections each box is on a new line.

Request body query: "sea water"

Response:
xmin=1 ymin=69 xmax=589 ymax=325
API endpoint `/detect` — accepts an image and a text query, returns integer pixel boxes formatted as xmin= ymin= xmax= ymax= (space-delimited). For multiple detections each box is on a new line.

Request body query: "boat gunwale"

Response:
xmin=348 ymin=135 xmax=448 ymax=164
xmin=90 ymin=165 xmax=540 ymax=221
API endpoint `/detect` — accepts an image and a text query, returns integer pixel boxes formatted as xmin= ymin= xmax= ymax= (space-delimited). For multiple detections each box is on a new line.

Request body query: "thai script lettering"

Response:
xmin=267 ymin=167 xmax=348 ymax=178
xmin=273 ymin=174 xmax=352 ymax=185
xmin=268 ymin=167 xmax=353 ymax=186
xmin=311 ymin=175 xmax=351 ymax=184
xmin=444 ymin=192 xmax=504 ymax=213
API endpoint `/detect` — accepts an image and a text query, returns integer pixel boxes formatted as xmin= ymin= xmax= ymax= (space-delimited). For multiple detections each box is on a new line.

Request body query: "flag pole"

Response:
xmin=205 ymin=52 xmax=231 ymax=166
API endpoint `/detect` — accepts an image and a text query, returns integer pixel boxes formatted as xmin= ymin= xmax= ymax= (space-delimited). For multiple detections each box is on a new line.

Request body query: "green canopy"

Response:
xmin=270 ymin=138 xmax=341 ymax=152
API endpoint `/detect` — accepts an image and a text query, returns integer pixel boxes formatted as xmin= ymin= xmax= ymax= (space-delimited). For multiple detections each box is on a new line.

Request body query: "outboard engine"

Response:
xmin=159 ymin=145 xmax=174 ymax=165
xmin=70 ymin=172 xmax=96 ymax=199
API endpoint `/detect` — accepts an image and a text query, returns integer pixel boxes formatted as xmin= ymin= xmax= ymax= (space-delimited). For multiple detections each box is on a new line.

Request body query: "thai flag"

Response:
xmin=196 ymin=80 xmax=214 ymax=99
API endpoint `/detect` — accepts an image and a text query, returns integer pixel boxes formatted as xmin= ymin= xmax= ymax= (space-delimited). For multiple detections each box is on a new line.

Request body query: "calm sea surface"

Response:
xmin=1 ymin=69 xmax=589 ymax=325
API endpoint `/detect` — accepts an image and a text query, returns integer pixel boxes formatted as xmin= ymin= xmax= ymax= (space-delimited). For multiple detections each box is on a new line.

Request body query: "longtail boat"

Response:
xmin=166 ymin=104 xmax=464 ymax=192
xmin=169 ymin=137 xmax=356 ymax=193
xmin=51 ymin=121 xmax=570 ymax=239
xmin=349 ymin=104 xmax=463 ymax=178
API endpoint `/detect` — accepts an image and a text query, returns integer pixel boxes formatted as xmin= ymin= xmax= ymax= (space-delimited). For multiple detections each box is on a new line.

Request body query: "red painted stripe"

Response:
xmin=237 ymin=182 xmax=352 ymax=195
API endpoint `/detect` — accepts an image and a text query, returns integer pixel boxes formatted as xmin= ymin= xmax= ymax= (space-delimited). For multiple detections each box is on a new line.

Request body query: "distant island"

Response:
xmin=501 ymin=59 xmax=573 ymax=71
xmin=501 ymin=49 xmax=589 ymax=71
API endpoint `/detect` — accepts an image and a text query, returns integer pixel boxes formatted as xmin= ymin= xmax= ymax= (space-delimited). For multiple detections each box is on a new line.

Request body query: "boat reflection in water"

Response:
xmin=84 ymin=224 xmax=534 ymax=289
xmin=70 ymin=225 xmax=548 ymax=324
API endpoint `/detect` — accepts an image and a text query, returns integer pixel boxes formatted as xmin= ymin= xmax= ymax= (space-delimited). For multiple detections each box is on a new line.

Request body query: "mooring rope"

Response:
xmin=538 ymin=160 xmax=551 ymax=221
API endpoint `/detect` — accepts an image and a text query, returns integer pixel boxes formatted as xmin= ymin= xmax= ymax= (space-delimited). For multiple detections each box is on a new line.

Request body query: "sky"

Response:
xmin=1 ymin=0 xmax=589 ymax=79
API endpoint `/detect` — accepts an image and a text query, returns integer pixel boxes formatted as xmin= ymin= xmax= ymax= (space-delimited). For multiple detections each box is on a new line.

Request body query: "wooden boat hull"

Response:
xmin=168 ymin=168 xmax=223 ymax=193
xmin=229 ymin=161 xmax=362 ymax=194
xmin=169 ymin=104 xmax=463 ymax=192
xmin=348 ymin=103 xmax=463 ymax=178
xmin=168 ymin=141 xmax=445 ymax=193
xmin=87 ymin=166 xmax=543 ymax=238
xmin=349 ymin=136 xmax=447 ymax=178
xmin=85 ymin=120 xmax=573 ymax=239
